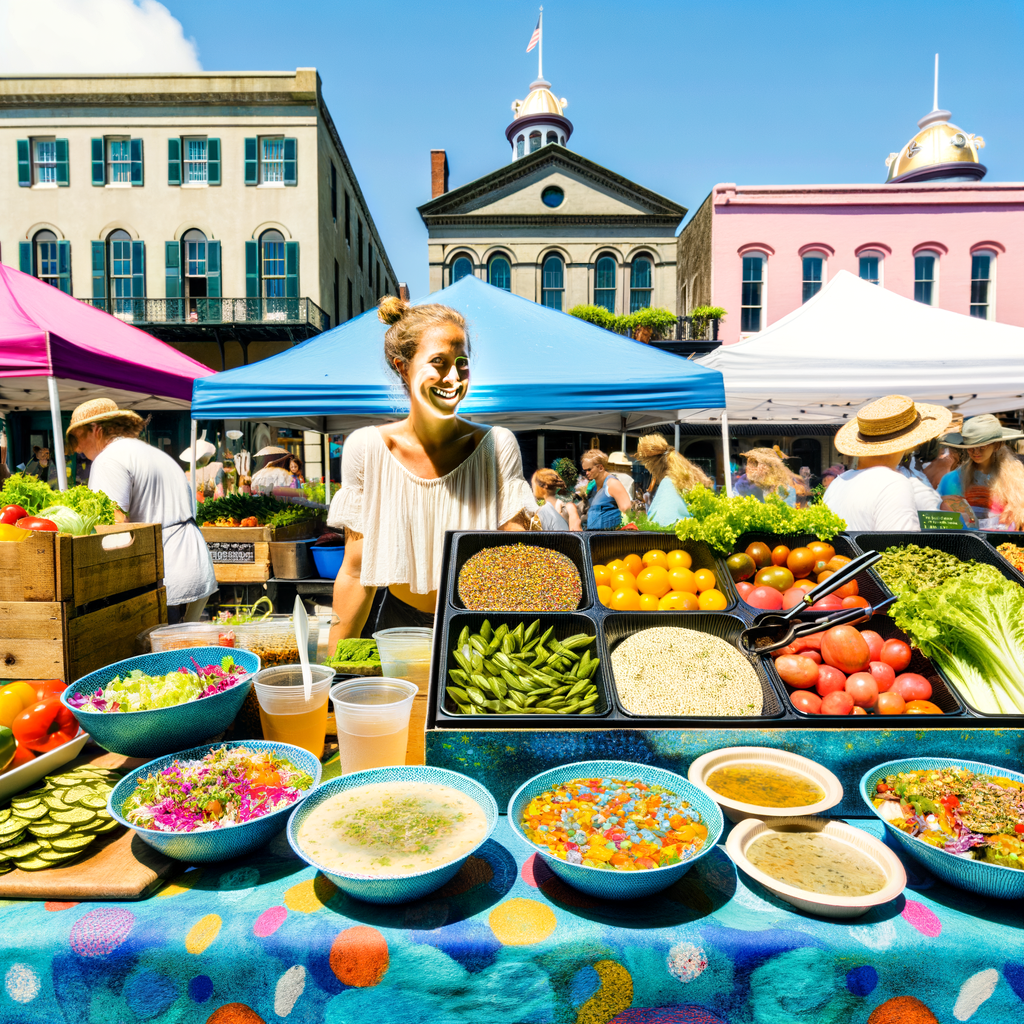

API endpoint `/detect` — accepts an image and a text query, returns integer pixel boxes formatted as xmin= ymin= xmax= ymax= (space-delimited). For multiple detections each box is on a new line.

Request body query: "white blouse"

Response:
xmin=327 ymin=425 xmax=535 ymax=594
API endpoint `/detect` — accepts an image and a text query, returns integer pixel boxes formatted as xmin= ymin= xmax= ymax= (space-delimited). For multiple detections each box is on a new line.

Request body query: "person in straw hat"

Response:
xmin=605 ymin=451 xmax=636 ymax=500
xmin=936 ymin=414 xmax=1024 ymax=528
xmin=824 ymin=395 xmax=952 ymax=531
xmin=634 ymin=434 xmax=712 ymax=526
xmin=66 ymin=398 xmax=216 ymax=623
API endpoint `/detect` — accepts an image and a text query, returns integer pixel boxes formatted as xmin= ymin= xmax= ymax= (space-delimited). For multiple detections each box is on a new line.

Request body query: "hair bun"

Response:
xmin=377 ymin=295 xmax=408 ymax=326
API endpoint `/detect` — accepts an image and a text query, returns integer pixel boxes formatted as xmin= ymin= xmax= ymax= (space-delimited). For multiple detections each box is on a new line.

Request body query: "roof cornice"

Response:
xmin=422 ymin=214 xmax=682 ymax=228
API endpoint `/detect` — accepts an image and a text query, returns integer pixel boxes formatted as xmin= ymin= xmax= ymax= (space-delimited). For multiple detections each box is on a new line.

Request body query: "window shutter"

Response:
xmin=207 ymin=138 xmax=220 ymax=185
xmin=207 ymin=241 xmax=221 ymax=297
xmin=131 ymin=241 xmax=145 ymax=297
xmin=55 ymin=139 xmax=69 ymax=186
xmin=91 ymin=240 xmax=106 ymax=298
xmin=17 ymin=140 xmax=30 ymax=187
xmin=283 ymin=138 xmax=297 ymax=185
xmin=91 ymin=139 xmax=105 ymax=185
xmin=19 ymin=242 xmax=32 ymax=274
xmin=130 ymin=138 xmax=144 ymax=186
xmin=244 ymin=138 xmax=258 ymax=185
xmin=56 ymin=241 xmax=72 ymax=294
xmin=167 ymin=138 xmax=181 ymax=185
xmin=285 ymin=241 xmax=299 ymax=297
xmin=164 ymin=241 xmax=182 ymax=297
xmin=245 ymin=240 xmax=259 ymax=297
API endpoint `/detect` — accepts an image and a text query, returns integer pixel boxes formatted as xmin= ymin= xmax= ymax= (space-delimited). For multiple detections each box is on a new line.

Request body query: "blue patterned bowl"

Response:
xmin=62 ymin=647 xmax=260 ymax=758
xmin=108 ymin=739 xmax=321 ymax=863
xmin=859 ymin=757 xmax=1024 ymax=899
xmin=507 ymin=760 xmax=725 ymax=900
xmin=286 ymin=765 xmax=498 ymax=904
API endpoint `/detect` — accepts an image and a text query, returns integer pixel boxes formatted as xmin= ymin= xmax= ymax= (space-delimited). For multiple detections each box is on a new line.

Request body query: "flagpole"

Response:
xmin=538 ymin=6 xmax=543 ymax=80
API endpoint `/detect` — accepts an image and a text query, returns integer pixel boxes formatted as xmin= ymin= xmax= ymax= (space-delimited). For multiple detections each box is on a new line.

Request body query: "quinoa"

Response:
xmin=458 ymin=544 xmax=582 ymax=611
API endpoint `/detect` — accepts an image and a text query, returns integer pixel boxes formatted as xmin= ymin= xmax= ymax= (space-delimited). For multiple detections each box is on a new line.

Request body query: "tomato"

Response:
xmin=816 ymin=665 xmax=847 ymax=697
xmin=860 ymin=630 xmax=884 ymax=662
xmin=639 ymin=593 xmax=660 ymax=610
xmin=816 ymin=570 xmax=834 ymax=584
xmin=775 ymin=655 xmax=820 ymax=688
xmin=15 ymin=517 xmax=58 ymax=532
xmin=808 ymin=595 xmax=844 ymax=611
xmin=0 ymin=690 xmax=23 ymax=729
xmin=594 ymin=564 xmax=611 ymax=587
xmin=807 ymin=541 xmax=835 ymax=562
xmin=610 ymin=588 xmax=642 ymax=611
xmin=833 ymin=579 xmax=860 ymax=599
xmin=668 ymin=568 xmax=698 ymax=595
xmin=771 ymin=545 xmax=790 ymax=566
xmin=820 ymin=690 xmax=855 ymax=715
xmin=693 ymin=569 xmax=717 ymax=593
xmin=622 ymin=553 xmax=644 ymax=577
xmin=891 ymin=673 xmax=933 ymax=702
xmin=11 ymin=699 xmax=78 ymax=752
xmin=8 ymin=741 xmax=35 ymax=769
xmin=745 ymin=585 xmax=784 ymax=611
xmin=801 ymin=649 xmax=822 ymax=664
xmin=825 ymin=556 xmax=851 ymax=573
xmin=0 ymin=505 xmax=27 ymax=525
xmin=726 ymin=552 xmax=756 ymax=582
xmin=754 ymin=566 xmax=795 ymax=593
xmin=790 ymin=689 xmax=822 ymax=714
xmin=821 ymin=625 xmax=871 ymax=674
xmin=842 ymin=596 xmax=870 ymax=610
xmin=596 ymin=585 xmax=613 ymax=607
xmin=868 ymin=661 xmax=896 ymax=692
xmin=845 ymin=672 xmax=879 ymax=709
xmin=783 ymin=587 xmax=811 ymax=610
xmin=851 ymin=706 xmax=869 ymax=715
xmin=880 ymin=639 xmax=912 ymax=672
xmin=666 ymin=550 xmax=692 ymax=570
xmin=876 ymin=691 xmax=907 ymax=715
xmin=698 ymin=589 xmax=727 ymax=611
xmin=609 ymin=569 xmax=638 ymax=592
xmin=641 ymin=549 xmax=669 ymax=570
xmin=793 ymin=579 xmax=816 ymax=591
xmin=786 ymin=547 xmax=816 ymax=579
xmin=812 ymin=559 xmax=830 ymax=576
xmin=659 ymin=590 xmax=699 ymax=611
xmin=736 ymin=581 xmax=754 ymax=599
xmin=745 ymin=542 xmax=773 ymax=570
xmin=904 ymin=699 xmax=943 ymax=715
xmin=636 ymin=566 xmax=671 ymax=598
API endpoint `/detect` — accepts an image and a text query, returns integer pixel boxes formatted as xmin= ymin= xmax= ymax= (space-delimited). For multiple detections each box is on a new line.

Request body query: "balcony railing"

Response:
xmin=80 ymin=297 xmax=330 ymax=333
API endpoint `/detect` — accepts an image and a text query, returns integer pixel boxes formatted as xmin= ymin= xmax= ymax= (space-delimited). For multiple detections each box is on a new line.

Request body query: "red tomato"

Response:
xmin=845 ymin=672 xmax=879 ymax=709
xmin=860 ymin=630 xmax=885 ymax=662
xmin=745 ymin=585 xmax=784 ymax=611
xmin=880 ymin=639 xmax=912 ymax=672
xmin=868 ymin=661 xmax=896 ymax=692
xmin=790 ymin=690 xmax=822 ymax=714
xmin=736 ymin=581 xmax=754 ymax=599
xmin=15 ymin=517 xmax=58 ymax=532
xmin=815 ymin=665 xmax=848 ymax=697
xmin=11 ymin=699 xmax=78 ymax=752
xmin=775 ymin=655 xmax=820 ymax=688
xmin=851 ymin=706 xmax=869 ymax=715
xmin=904 ymin=699 xmax=943 ymax=715
xmin=876 ymin=691 xmax=907 ymax=715
xmin=771 ymin=545 xmax=790 ymax=567
xmin=820 ymin=690 xmax=855 ymax=715
xmin=791 ymin=633 xmax=824 ymax=652
xmin=809 ymin=595 xmax=844 ymax=611
xmin=786 ymin=547 xmax=816 ymax=579
xmin=782 ymin=587 xmax=810 ymax=610
xmin=891 ymin=673 xmax=932 ymax=702
xmin=841 ymin=596 xmax=870 ymax=609
xmin=834 ymin=579 xmax=859 ymax=599
xmin=0 ymin=505 xmax=27 ymax=525
xmin=801 ymin=649 xmax=822 ymax=664
xmin=821 ymin=625 xmax=871 ymax=674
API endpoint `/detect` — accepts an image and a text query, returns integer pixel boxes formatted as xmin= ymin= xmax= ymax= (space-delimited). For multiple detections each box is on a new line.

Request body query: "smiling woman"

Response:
xmin=326 ymin=296 xmax=536 ymax=643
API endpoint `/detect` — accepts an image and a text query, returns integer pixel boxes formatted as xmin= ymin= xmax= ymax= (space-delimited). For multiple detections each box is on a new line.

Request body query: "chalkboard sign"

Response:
xmin=208 ymin=541 xmax=256 ymax=563
xmin=917 ymin=511 xmax=964 ymax=530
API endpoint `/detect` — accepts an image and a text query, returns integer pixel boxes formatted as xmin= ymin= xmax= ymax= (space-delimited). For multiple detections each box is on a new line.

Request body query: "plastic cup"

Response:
xmin=330 ymin=677 xmax=418 ymax=774
xmin=254 ymin=664 xmax=335 ymax=758
xmin=372 ymin=627 xmax=433 ymax=694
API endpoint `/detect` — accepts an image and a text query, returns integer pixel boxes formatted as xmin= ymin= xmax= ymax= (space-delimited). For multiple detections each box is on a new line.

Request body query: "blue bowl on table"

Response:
xmin=108 ymin=739 xmax=322 ymax=863
xmin=62 ymin=647 xmax=260 ymax=758
xmin=311 ymin=543 xmax=345 ymax=579
xmin=860 ymin=757 xmax=1024 ymax=899
xmin=287 ymin=765 xmax=498 ymax=904
xmin=508 ymin=760 xmax=724 ymax=900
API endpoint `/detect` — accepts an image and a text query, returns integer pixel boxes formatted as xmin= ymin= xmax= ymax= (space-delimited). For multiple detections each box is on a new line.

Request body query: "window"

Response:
xmin=859 ymin=255 xmax=880 ymax=285
xmin=261 ymin=137 xmax=284 ymax=183
xmin=17 ymin=138 xmax=68 ymax=187
xmin=22 ymin=230 xmax=70 ymax=293
xmin=451 ymin=256 xmax=473 ymax=283
xmin=92 ymin=137 xmax=141 ymax=186
xmin=546 ymin=131 xmax=558 ymax=145
xmin=529 ymin=131 xmax=541 ymax=153
xmin=330 ymin=163 xmax=337 ymax=221
xmin=347 ymin=278 xmax=353 ymax=320
xmin=108 ymin=139 xmax=132 ymax=183
xmin=517 ymin=135 xmax=525 ymax=159
xmin=246 ymin=136 xmax=296 ymax=186
xmin=260 ymin=230 xmax=285 ymax=297
xmin=595 ymin=254 xmax=616 ymax=312
xmin=109 ymin=230 xmax=134 ymax=315
xmin=541 ymin=186 xmax=564 ymax=208
xmin=344 ymin=193 xmax=351 ymax=244
xmin=802 ymin=255 xmax=823 ymax=302
xmin=971 ymin=254 xmax=993 ymax=319
xmin=914 ymin=254 xmax=936 ymax=305
xmin=630 ymin=256 xmax=652 ymax=312
xmin=185 ymin=229 xmax=206 ymax=279
xmin=357 ymin=220 xmax=363 ymax=268
xmin=34 ymin=139 xmax=56 ymax=184
xmin=741 ymin=255 xmax=764 ymax=332
xmin=488 ymin=255 xmax=511 ymax=290
xmin=334 ymin=259 xmax=340 ymax=322
xmin=542 ymin=254 xmax=563 ymax=310
xmin=376 ymin=261 xmax=381 ymax=298
xmin=183 ymin=138 xmax=208 ymax=182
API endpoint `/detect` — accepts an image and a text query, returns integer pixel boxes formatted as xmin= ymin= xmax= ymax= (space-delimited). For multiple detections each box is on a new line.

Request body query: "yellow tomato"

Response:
xmin=622 ymin=553 xmax=644 ymax=577
xmin=694 ymin=569 xmax=717 ymax=593
xmin=641 ymin=549 xmax=669 ymax=570
xmin=666 ymin=549 xmax=693 ymax=570
xmin=0 ymin=689 xmax=25 ymax=729
xmin=698 ymin=588 xmax=728 ymax=611
xmin=6 ymin=682 xmax=38 ymax=708
xmin=606 ymin=559 xmax=625 ymax=572
xmin=636 ymin=565 xmax=671 ymax=598
xmin=667 ymin=567 xmax=698 ymax=595
xmin=610 ymin=587 xmax=642 ymax=611
xmin=609 ymin=569 xmax=638 ymax=592
xmin=638 ymin=593 xmax=660 ymax=610
xmin=596 ymin=585 xmax=614 ymax=608
xmin=593 ymin=564 xmax=611 ymax=587
xmin=658 ymin=590 xmax=699 ymax=611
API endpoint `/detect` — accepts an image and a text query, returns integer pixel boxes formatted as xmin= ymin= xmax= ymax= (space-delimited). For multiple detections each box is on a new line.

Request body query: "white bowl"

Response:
xmin=688 ymin=746 xmax=843 ymax=823
xmin=726 ymin=815 xmax=906 ymax=918
xmin=0 ymin=730 xmax=90 ymax=801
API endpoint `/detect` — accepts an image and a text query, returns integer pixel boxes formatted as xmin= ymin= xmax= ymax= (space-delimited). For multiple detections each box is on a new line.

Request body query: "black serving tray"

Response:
xmin=982 ymin=532 xmax=1024 ymax=585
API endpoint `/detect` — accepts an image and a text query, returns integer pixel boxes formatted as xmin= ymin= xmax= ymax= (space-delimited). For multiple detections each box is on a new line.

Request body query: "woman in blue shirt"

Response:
xmin=634 ymin=434 xmax=709 ymax=526
xmin=581 ymin=449 xmax=632 ymax=529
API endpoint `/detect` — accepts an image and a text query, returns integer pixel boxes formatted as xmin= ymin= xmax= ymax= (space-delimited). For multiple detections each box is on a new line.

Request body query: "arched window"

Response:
xmin=33 ymin=230 xmax=60 ymax=289
xmin=541 ymin=254 xmax=564 ymax=310
xmin=629 ymin=255 xmax=652 ymax=311
xmin=183 ymin=228 xmax=207 ymax=297
xmin=594 ymin=254 xmax=616 ymax=312
xmin=858 ymin=252 xmax=883 ymax=286
xmin=971 ymin=252 xmax=995 ymax=319
xmin=802 ymin=253 xmax=825 ymax=302
xmin=451 ymin=256 xmax=473 ymax=283
xmin=914 ymin=252 xmax=938 ymax=305
xmin=546 ymin=131 xmax=558 ymax=145
xmin=529 ymin=131 xmax=541 ymax=153
xmin=791 ymin=438 xmax=821 ymax=478
xmin=560 ymin=135 xmax=565 ymax=146
xmin=487 ymin=255 xmax=511 ymax=291
xmin=108 ymin=229 xmax=135 ymax=316
xmin=260 ymin=229 xmax=285 ymax=298
xmin=516 ymin=135 xmax=525 ymax=159
xmin=741 ymin=254 xmax=766 ymax=332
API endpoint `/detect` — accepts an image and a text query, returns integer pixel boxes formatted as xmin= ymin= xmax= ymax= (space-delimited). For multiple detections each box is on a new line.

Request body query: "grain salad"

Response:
xmin=458 ymin=544 xmax=582 ymax=611
xmin=610 ymin=627 xmax=763 ymax=717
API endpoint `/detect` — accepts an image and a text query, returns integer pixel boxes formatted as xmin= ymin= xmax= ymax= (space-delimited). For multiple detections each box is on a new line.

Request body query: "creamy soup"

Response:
xmin=705 ymin=764 xmax=825 ymax=808
xmin=747 ymin=830 xmax=887 ymax=897
xmin=297 ymin=781 xmax=489 ymax=877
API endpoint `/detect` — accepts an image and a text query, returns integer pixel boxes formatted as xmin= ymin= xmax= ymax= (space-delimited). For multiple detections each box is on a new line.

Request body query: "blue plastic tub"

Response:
xmin=311 ymin=544 xmax=345 ymax=579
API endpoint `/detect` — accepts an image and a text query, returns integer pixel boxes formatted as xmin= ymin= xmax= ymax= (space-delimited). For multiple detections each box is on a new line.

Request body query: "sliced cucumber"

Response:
xmin=28 ymin=822 xmax=71 ymax=838
xmin=0 ymin=817 xmax=28 ymax=837
xmin=51 ymin=834 xmax=95 ymax=851
xmin=13 ymin=856 xmax=52 ymax=871
xmin=1 ymin=841 xmax=40 ymax=859
xmin=12 ymin=804 xmax=48 ymax=821
xmin=50 ymin=808 xmax=96 ymax=825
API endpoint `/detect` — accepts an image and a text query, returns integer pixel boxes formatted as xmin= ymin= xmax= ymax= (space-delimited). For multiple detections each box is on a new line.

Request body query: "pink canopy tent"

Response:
xmin=0 ymin=264 xmax=213 ymax=489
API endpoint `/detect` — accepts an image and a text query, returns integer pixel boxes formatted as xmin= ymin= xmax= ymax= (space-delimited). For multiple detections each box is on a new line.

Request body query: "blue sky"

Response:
xmin=162 ymin=0 xmax=1023 ymax=294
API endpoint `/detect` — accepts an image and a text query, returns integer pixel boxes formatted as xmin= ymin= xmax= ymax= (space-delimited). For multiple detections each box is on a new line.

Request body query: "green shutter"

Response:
xmin=285 ymin=241 xmax=299 ymax=297
xmin=56 ymin=241 xmax=71 ymax=293
xmin=165 ymin=241 xmax=182 ymax=297
xmin=19 ymin=242 xmax=32 ymax=274
xmin=207 ymin=241 xmax=221 ymax=297
xmin=283 ymin=138 xmax=297 ymax=185
xmin=131 ymin=241 xmax=145 ymax=297
xmin=130 ymin=138 xmax=144 ymax=185
xmin=167 ymin=138 xmax=181 ymax=185
xmin=245 ymin=240 xmax=259 ymax=296
xmin=207 ymin=138 xmax=220 ymax=185
xmin=91 ymin=139 xmax=105 ymax=185
xmin=244 ymin=138 xmax=258 ymax=185
xmin=91 ymin=240 xmax=106 ymax=299
xmin=17 ymin=140 xmax=30 ymax=187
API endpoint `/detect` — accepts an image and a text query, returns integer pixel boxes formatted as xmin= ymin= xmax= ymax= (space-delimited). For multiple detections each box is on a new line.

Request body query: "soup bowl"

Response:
xmin=287 ymin=765 xmax=498 ymax=904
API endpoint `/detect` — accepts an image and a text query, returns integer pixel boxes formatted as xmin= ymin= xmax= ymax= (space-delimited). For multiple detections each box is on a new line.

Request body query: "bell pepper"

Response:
xmin=15 ymin=517 xmax=58 ymax=532
xmin=11 ymin=699 xmax=78 ymax=753
xmin=0 ymin=505 xmax=27 ymax=525
xmin=28 ymin=679 xmax=66 ymax=702
xmin=0 ymin=726 xmax=14 ymax=773
xmin=0 ymin=682 xmax=43 ymax=728
xmin=8 ymin=741 xmax=35 ymax=771
xmin=0 ymin=524 xmax=31 ymax=543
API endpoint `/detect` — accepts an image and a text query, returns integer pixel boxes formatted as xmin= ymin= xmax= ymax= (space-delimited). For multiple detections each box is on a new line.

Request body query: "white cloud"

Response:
xmin=0 ymin=0 xmax=201 ymax=73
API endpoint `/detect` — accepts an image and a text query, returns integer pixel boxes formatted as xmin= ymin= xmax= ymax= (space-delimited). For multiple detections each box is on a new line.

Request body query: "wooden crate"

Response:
xmin=202 ymin=517 xmax=320 ymax=585
xmin=0 ymin=523 xmax=163 ymax=606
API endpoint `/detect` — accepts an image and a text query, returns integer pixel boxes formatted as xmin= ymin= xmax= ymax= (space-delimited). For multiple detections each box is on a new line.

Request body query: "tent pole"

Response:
xmin=537 ymin=433 xmax=545 ymax=473
xmin=189 ymin=418 xmax=198 ymax=517
xmin=323 ymin=432 xmax=330 ymax=504
xmin=673 ymin=422 xmax=680 ymax=452
xmin=47 ymin=376 xmax=68 ymax=492
xmin=721 ymin=410 xmax=732 ymax=497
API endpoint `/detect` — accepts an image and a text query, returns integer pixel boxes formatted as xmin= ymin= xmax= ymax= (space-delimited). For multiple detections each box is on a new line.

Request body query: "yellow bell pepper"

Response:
xmin=0 ymin=524 xmax=31 ymax=543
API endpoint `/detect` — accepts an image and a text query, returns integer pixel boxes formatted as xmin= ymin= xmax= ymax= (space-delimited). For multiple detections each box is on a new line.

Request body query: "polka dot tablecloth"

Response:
xmin=0 ymin=816 xmax=1020 ymax=1024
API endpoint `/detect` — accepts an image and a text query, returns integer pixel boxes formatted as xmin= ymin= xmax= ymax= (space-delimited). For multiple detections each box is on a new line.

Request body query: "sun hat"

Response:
xmin=833 ymin=395 xmax=952 ymax=457
xmin=179 ymin=440 xmax=217 ymax=462
xmin=606 ymin=450 xmax=633 ymax=469
xmin=942 ymin=414 xmax=1024 ymax=449
xmin=65 ymin=398 xmax=144 ymax=439
xmin=254 ymin=446 xmax=292 ymax=458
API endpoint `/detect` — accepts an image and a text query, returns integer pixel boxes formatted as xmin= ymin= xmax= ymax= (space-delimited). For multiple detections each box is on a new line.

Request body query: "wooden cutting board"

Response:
xmin=0 ymin=750 xmax=178 ymax=901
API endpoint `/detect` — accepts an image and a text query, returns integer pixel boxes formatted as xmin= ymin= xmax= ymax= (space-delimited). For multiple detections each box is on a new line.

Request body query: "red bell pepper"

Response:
xmin=11 ymin=699 xmax=78 ymax=752
xmin=15 ymin=517 xmax=58 ymax=532
xmin=28 ymin=679 xmax=66 ymax=702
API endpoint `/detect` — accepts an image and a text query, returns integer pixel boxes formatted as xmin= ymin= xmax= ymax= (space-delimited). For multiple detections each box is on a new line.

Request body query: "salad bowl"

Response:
xmin=62 ymin=648 xmax=259 ymax=758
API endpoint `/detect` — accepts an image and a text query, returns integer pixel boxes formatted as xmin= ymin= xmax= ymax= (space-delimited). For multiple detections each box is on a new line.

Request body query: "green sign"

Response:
xmin=918 ymin=511 xmax=964 ymax=530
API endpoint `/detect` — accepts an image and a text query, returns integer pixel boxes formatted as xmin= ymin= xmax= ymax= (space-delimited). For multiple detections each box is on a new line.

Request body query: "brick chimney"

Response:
xmin=398 ymin=283 xmax=410 ymax=301
xmin=430 ymin=150 xmax=449 ymax=198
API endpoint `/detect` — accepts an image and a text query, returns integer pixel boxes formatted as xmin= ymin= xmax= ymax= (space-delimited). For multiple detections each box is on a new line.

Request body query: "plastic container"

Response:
xmin=330 ymin=677 xmax=418 ymax=773
xmin=311 ymin=544 xmax=345 ymax=579
xmin=253 ymin=664 xmax=335 ymax=758
xmin=372 ymin=626 xmax=434 ymax=694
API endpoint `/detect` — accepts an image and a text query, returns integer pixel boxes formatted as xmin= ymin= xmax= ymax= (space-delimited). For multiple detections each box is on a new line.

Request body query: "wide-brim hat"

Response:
xmin=254 ymin=446 xmax=292 ymax=458
xmin=942 ymin=414 xmax=1024 ymax=448
xmin=179 ymin=440 xmax=217 ymax=462
xmin=606 ymin=450 xmax=633 ymax=469
xmin=834 ymin=395 xmax=952 ymax=457
xmin=66 ymin=398 xmax=144 ymax=438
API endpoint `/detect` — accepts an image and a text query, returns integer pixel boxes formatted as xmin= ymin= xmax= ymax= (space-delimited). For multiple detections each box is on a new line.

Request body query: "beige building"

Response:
xmin=418 ymin=73 xmax=685 ymax=317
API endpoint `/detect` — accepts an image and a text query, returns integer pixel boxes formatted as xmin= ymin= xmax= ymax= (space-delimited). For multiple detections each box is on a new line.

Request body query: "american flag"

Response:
xmin=526 ymin=18 xmax=541 ymax=52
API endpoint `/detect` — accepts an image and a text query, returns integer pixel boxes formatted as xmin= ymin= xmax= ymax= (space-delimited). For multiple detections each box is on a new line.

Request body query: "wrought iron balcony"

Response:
xmin=649 ymin=316 xmax=721 ymax=357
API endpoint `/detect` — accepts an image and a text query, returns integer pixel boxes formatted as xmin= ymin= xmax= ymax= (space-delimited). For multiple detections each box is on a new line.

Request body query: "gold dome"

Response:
xmin=511 ymin=77 xmax=568 ymax=120
xmin=885 ymin=108 xmax=986 ymax=184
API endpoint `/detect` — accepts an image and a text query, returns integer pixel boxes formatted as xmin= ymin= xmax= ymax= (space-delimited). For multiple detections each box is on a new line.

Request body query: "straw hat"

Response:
xmin=65 ymin=398 xmax=144 ymax=439
xmin=606 ymin=450 xmax=633 ymax=469
xmin=834 ymin=395 xmax=952 ymax=457
xmin=254 ymin=445 xmax=292 ymax=458
xmin=942 ymin=414 xmax=1024 ymax=449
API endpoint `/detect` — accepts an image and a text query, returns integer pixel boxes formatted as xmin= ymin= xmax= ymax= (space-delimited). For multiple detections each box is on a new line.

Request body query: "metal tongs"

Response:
xmin=740 ymin=596 xmax=895 ymax=655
